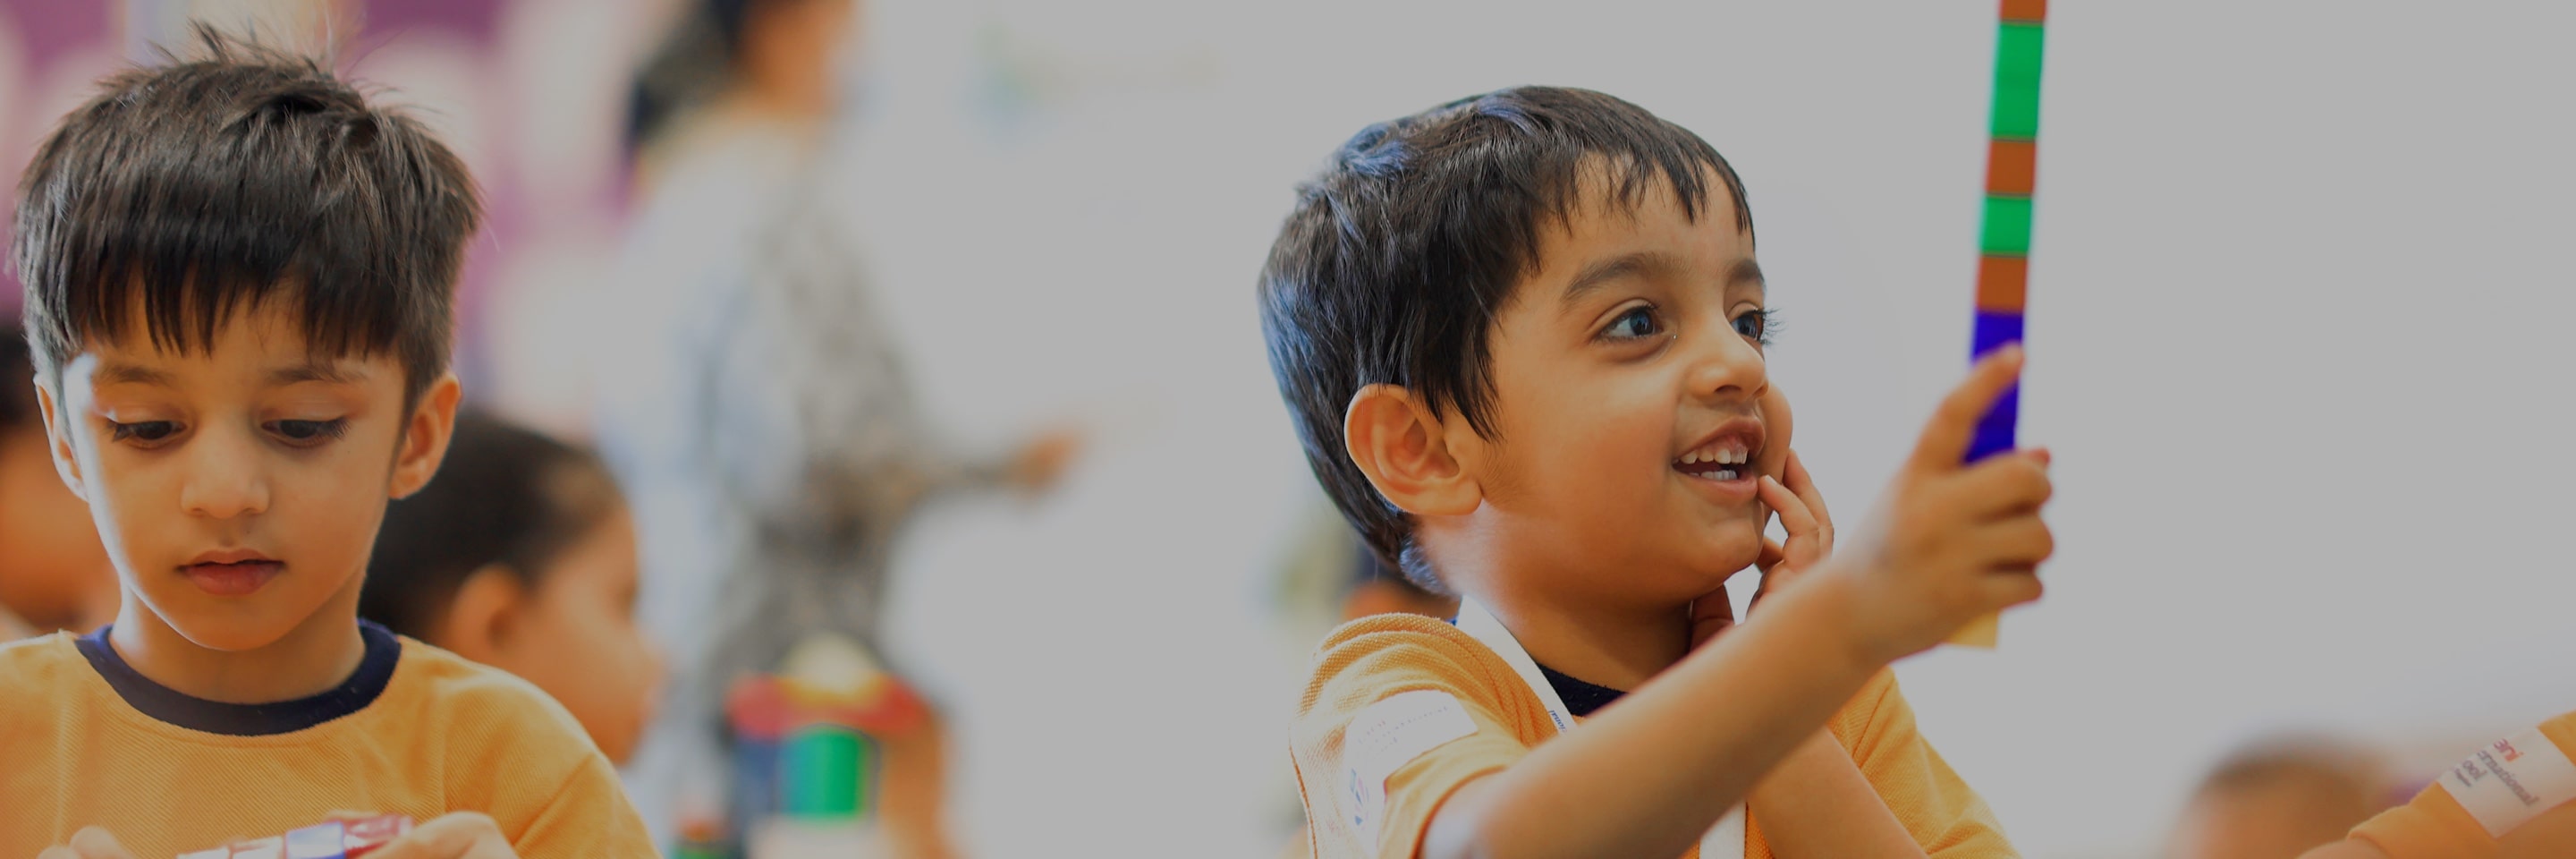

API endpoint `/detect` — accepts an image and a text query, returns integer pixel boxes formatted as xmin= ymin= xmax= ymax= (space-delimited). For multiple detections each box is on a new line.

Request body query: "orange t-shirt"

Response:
xmin=1289 ymin=613 xmax=2012 ymax=859
xmin=0 ymin=627 xmax=654 ymax=857
xmin=2350 ymin=711 xmax=2576 ymax=859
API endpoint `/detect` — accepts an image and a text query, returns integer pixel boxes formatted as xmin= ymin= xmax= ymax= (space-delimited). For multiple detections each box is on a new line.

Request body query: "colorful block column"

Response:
xmin=1969 ymin=0 xmax=2044 ymax=464
xmin=1954 ymin=0 xmax=2046 ymax=649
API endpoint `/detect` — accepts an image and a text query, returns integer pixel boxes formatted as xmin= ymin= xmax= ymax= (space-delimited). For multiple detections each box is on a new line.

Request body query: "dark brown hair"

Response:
xmin=13 ymin=24 xmax=479 ymax=409
xmin=1258 ymin=86 xmax=1750 ymax=590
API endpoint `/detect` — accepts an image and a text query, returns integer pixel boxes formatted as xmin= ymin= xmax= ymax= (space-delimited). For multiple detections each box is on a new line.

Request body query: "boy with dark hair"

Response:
xmin=0 ymin=29 xmax=650 ymax=857
xmin=1263 ymin=86 xmax=2054 ymax=858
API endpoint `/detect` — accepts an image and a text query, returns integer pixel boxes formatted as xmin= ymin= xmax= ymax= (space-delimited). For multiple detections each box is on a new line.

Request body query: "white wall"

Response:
xmin=783 ymin=1 xmax=2576 ymax=856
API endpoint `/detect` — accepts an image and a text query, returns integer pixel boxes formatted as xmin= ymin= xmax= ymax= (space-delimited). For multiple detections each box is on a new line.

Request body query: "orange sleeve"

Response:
xmin=1291 ymin=615 xmax=1538 ymax=859
xmin=1831 ymin=670 xmax=2016 ymax=858
xmin=2351 ymin=710 xmax=2576 ymax=859
xmin=504 ymin=753 xmax=657 ymax=858
xmin=431 ymin=654 xmax=657 ymax=857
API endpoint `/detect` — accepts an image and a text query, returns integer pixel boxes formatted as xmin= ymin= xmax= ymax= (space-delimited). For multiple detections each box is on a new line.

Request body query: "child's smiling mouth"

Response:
xmin=1674 ymin=419 xmax=1766 ymax=498
xmin=182 ymin=549 xmax=283 ymax=597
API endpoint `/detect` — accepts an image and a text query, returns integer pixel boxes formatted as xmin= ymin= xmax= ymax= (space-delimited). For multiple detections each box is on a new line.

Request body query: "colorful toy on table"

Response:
xmin=1953 ymin=0 xmax=2049 ymax=650
xmin=174 ymin=815 xmax=411 ymax=859
xmin=721 ymin=633 xmax=922 ymax=858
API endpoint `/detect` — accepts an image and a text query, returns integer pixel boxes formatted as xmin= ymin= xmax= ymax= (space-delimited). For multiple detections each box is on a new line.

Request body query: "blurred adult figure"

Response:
xmin=601 ymin=1 xmax=1076 ymax=855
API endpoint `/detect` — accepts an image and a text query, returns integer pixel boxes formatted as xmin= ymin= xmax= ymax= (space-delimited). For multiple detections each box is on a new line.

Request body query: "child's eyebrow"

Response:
xmin=267 ymin=362 xmax=367 ymax=386
xmin=93 ymin=362 xmax=174 ymax=387
xmin=1560 ymin=251 xmax=1672 ymax=308
xmin=1559 ymin=254 xmax=1767 ymax=308
xmin=1730 ymin=259 xmax=1767 ymax=292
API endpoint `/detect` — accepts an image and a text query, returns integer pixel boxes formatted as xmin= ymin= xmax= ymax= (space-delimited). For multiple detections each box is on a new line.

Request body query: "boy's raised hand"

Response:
xmin=1751 ymin=449 xmax=1835 ymax=606
xmin=1826 ymin=344 xmax=2052 ymax=664
xmin=1689 ymin=449 xmax=1835 ymax=648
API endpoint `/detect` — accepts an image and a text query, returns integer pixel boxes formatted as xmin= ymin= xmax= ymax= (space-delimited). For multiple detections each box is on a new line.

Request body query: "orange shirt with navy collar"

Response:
xmin=0 ymin=620 xmax=653 ymax=857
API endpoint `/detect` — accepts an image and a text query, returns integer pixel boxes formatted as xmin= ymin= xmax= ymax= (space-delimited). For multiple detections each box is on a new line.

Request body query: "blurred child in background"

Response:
xmin=361 ymin=411 xmax=665 ymax=766
xmin=606 ymin=0 xmax=1077 ymax=854
xmin=2167 ymin=736 xmax=2388 ymax=859
xmin=0 ymin=321 xmax=116 ymax=639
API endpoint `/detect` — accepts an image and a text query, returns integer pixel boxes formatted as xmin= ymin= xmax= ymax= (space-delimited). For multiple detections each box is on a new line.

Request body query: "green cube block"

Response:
xmin=1994 ymin=22 xmax=2046 ymax=88
xmin=1990 ymin=22 xmax=2046 ymax=139
xmin=782 ymin=727 xmax=870 ymax=818
xmin=1979 ymin=195 xmax=2033 ymax=257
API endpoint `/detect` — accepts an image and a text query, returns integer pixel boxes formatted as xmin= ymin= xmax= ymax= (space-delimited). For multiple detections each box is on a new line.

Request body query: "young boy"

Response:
xmin=1260 ymin=87 xmax=2055 ymax=858
xmin=0 ymin=30 xmax=651 ymax=857
xmin=2301 ymin=711 xmax=2576 ymax=859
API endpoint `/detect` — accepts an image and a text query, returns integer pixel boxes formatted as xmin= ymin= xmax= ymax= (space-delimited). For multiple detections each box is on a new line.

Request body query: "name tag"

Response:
xmin=2447 ymin=727 xmax=2576 ymax=838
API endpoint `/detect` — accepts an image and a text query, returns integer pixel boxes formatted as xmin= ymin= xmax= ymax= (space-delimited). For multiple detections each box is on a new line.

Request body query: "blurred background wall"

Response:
xmin=4 ymin=1 xmax=2571 ymax=856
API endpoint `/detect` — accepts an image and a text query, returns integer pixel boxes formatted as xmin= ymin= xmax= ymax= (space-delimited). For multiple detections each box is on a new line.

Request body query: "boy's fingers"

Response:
xmin=1688 ymin=586 xmax=1735 ymax=648
xmin=1782 ymin=450 xmax=1834 ymax=544
xmin=1907 ymin=345 xmax=2024 ymax=474
xmin=1979 ymin=570 xmax=2045 ymax=609
xmin=1756 ymin=476 xmax=1818 ymax=541
xmin=1975 ymin=516 xmax=2056 ymax=566
xmin=1756 ymin=537 xmax=1786 ymax=571
xmin=369 ymin=813 xmax=502 ymax=859
xmin=68 ymin=828 xmax=134 ymax=859
xmin=1943 ymin=455 xmax=2054 ymax=517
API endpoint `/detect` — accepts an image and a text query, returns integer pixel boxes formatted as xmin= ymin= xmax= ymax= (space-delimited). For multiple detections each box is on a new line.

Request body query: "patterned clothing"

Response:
xmin=597 ymin=119 xmax=1004 ymax=840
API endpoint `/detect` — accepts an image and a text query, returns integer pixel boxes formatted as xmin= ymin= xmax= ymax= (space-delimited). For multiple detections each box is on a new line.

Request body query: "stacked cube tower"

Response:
xmin=1969 ymin=0 xmax=2045 ymax=463
xmin=1953 ymin=0 xmax=2046 ymax=649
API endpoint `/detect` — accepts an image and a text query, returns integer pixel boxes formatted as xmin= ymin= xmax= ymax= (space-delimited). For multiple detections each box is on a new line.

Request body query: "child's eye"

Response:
xmin=268 ymin=419 xmax=350 ymax=444
xmin=1733 ymin=309 xmax=1774 ymax=345
xmin=107 ymin=421 xmax=181 ymax=445
xmin=1601 ymin=307 xmax=1663 ymax=341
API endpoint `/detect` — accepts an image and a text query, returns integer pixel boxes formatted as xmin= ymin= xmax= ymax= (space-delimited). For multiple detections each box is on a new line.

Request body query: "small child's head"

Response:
xmin=1260 ymin=87 xmax=1789 ymax=606
xmin=13 ymin=28 xmax=477 ymax=652
xmin=0 ymin=321 xmax=113 ymax=632
xmin=2166 ymin=738 xmax=2388 ymax=859
xmin=362 ymin=412 xmax=661 ymax=763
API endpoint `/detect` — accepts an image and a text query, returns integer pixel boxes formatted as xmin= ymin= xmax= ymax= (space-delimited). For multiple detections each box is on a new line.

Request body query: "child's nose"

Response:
xmin=1684 ymin=326 xmax=1768 ymax=404
xmin=179 ymin=426 xmax=270 ymax=519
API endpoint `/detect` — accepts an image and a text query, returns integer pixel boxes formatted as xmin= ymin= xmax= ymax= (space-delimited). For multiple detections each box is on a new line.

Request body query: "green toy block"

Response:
xmin=1990 ymin=22 xmax=2046 ymax=139
xmin=1979 ymin=195 xmax=2033 ymax=257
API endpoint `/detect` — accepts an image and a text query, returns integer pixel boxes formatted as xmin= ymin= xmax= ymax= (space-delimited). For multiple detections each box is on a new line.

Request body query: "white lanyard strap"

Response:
xmin=1453 ymin=597 xmax=1748 ymax=859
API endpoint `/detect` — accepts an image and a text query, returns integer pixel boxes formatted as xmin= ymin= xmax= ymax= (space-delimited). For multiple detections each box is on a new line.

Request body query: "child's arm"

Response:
xmin=1418 ymin=348 xmax=2052 ymax=859
xmin=1734 ymin=453 xmax=1935 ymax=858
xmin=1748 ymin=730 xmax=1930 ymax=857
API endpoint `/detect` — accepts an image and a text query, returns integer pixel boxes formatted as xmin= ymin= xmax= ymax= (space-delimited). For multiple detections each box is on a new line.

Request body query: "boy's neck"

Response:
xmin=1472 ymin=580 xmax=1694 ymax=693
xmin=106 ymin=580 xmax=369 ymax=705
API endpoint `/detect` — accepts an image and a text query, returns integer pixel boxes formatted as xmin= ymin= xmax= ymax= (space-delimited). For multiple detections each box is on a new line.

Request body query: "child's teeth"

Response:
xmin=1682 ymin=451 xmax=1699 ymax=464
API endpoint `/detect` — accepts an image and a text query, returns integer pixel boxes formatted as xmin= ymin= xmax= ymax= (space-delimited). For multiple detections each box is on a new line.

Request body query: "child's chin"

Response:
xmin=150 ymin=604 xmax=301 ymax=653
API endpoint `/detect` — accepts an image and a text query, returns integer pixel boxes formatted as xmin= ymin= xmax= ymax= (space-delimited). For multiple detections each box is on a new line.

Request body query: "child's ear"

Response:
xmin=30 ymin=380 xmax=88 ymax=501
xmin=388 ymin=374 xmax=463 ymax=499
xmin=436 ymin=565 xmax=529 ymax=663
xmin=1343 ymin=384 xmax=1481 ymax=517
